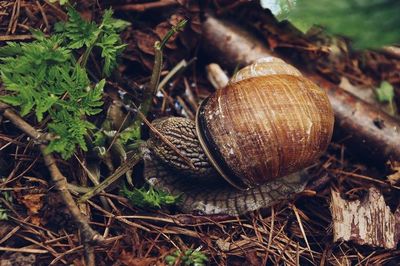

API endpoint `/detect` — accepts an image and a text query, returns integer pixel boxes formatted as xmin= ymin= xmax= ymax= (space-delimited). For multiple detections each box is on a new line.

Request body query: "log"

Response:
xmin=202 ymin=15 xmax=400 ymax=164
xmin=330 ymin=188 xmax=400 ymax=249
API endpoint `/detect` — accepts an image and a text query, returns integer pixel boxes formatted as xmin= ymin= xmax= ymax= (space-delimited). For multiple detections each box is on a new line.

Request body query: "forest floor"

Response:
xmin=0 ymin=1 xmax=399 ymax=265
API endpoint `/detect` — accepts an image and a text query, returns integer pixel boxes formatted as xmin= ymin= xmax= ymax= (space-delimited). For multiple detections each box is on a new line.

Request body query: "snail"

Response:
xmin=143 ymin=57 xmax=334 ymax=215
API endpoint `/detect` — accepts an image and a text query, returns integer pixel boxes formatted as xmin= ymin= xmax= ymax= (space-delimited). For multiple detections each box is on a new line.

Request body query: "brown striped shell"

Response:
xmin=196 ymin=57 xmax=334 ymax=189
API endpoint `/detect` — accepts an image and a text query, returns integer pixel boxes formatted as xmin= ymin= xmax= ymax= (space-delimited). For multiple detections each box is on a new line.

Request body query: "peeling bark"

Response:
xmin=330 ymin=188 xmax=400 ymax=249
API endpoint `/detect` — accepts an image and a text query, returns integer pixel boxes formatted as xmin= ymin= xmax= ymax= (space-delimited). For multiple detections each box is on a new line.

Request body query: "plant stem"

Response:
xmin=78 ymin=150 xmax=142 ymax=203
xmin=158 ymin=19 xmax=187 ymax=49
xmin=130 ymin=19 xmax=187 ymax=139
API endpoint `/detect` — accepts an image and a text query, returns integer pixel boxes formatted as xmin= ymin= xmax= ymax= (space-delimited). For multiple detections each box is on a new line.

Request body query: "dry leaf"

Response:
xmin=119 ymin=250 xmax=159 ymax=266
xmin=20 ymin=193 xmax=45 ymax=214
xmin=20 ymin=193 xmax=45 ymax=225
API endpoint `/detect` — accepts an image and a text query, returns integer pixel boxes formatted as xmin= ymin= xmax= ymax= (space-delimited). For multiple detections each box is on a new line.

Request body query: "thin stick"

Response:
xmin=0 ymin=217 xmax=28 ymax=244
xmin=6 ymin=0 xmax=17 ymax=34
xmin=264 ymin=207 xmax=275 ymax=262
xmin=0 ymin=103 xmax=47 ymax=142
xmin=292 ymin=204 xmax=314 ymax=261
xmin=35 ymin=1 xmax=49 ymax=32
xmin=0 ymin=247 xmax=48 ymax=254
xmin=157 ymin=59 xmax=188 ymax=91
xmin=206 ymin=63 xmax=229 ymax=90
xmin=39 ymin=144 xmax=103 ymax=244
xmin=0 ymin=104 xmax=103 ymax=247
xmin=0 ymin=34 xmax=36 ymax=41
xmin=114 ymin=0 xmax=178 ymax=12
xmin=78 ymin=152 xmax=142 ymax=203
xmin=50 ymin=245 xmax=83 ymax=265
xmin=130 ymin=19 xmax=187 ymax=138
xmin=332 ymin=169 xmax=400 ymax=189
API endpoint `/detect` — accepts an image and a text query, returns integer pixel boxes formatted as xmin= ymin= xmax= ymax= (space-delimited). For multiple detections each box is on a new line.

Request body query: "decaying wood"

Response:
xmin=330 ymin=188 xmax=400 ymax=249
xmin=206 ymin=63 xmax=229 ymax=90
xmin=202 ymin=15 xmax=400 ymax=164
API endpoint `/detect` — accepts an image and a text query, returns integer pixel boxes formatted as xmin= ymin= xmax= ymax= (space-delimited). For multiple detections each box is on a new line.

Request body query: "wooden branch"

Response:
xmin=330 ymin=188 xmax=400 ymax=249
xmin=0 ymin=103 xmax=48 ymax=142
xmin=0 ymin=104 xmax=103 ymax=246
xmin=206 ymin=63 xmax=229 ymax=90
xmin=201 ymin=15 xmax=400 ymax=164
xmin=114 ymin=0 xmax=178 ymax=12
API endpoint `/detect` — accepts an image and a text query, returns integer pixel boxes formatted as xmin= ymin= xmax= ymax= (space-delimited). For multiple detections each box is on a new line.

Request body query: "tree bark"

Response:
xmin=330 ymin=188 xmax=400 ymax=249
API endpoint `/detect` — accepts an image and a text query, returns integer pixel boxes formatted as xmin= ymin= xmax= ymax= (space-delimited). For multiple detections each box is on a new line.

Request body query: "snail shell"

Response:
xmin=196 ymin=57 xmax=334 ymax=189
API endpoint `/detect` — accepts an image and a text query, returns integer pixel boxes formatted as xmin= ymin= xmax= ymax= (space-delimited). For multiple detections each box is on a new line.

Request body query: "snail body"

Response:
xmin=144 ymin=57 xmax=334 ymax=215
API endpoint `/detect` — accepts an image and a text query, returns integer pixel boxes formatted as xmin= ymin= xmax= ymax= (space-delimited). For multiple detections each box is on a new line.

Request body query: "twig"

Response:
xmin=0 ymin=34 xmax=36 ymax=41
xmin=74 ymin=154 xmax=111 ymax=210
xmin=11 ymin=0 xmax=21 ymax=34
xmin=44 ymin=0 xmax=68 ymax=21
xmin=264 ymin=207 xmax=275 ymax=262
xmin=0 ymin=217 xmax=28 ymax=244
xmin=88 ymin=200 xmax=151 ymax=232
xmin=0 ymin=104 xmax=103 ymax=251
xmin=0 ymin=103 xmax=50 ymax=143
xmin=6 ymin=0 xmax=17 ymax=34
xmin=206 ymin=63 xmax=229 ymax=90
xmin=39 ymin=145 xmax=103 ymax=244
xmin=292 ymin=205 xmax=314 ymax=261
xmin=176 ymin=95 xmax=194 ymax=119
xmin=332 ymin=169 xmax=400 ymax=189
xmin=50 ymin=245 xmax=84 ymax=265
xmin=84 ymin=244 xmax=95 ymax=266
xmin=35 ymin=1 xmax=49 ymax=32
xmin=129 ymin=19 xmax=187 ymax=137
xmin=78 ymin=151 xmax=142 ymax=203
xmin=157 ymin=59 xmax=188 ymax=91
xmin=183 ymin=77 xmax=198 ymax=111
xmin=0 ymin=247 xmax=48 ymax=254
xmin=114 ymin=0 xmax=178 ymax=12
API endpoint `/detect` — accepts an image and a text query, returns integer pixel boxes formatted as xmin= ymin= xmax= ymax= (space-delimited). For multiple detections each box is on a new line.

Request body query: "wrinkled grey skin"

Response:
xmin=143 ymin=117 xmax=309 ymax=216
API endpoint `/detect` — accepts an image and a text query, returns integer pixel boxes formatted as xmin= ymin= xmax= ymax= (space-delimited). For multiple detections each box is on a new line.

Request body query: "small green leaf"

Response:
xmin=30 ymin=28 xmax=46 ymax=41
xmin=119 ymin=125 xmax=141 ymax=144
xmin=60 ymin=7 xmax=100 ymax=49
xmin=165 ymin=249 xmax=208 ymax=266
xmin=121 ymin=186 xmax=181 ymax=209
xmin=101 ymin=9 xmax=131 ymax=32
xmin=0 ymin=42 xmax=22 ymax=57
xmin=0 ymin=186 xmax=12 ymax=221
xmin=375 ymin=81 xmax=394 ymax=103
xmin=0 ymin=95 xmax=22 ymax=106
xmin=48 ymin=0 xmax=69 ymax=5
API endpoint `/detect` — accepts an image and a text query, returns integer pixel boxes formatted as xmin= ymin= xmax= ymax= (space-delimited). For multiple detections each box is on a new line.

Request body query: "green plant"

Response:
xmin=49 ymin=0 xmax=69 ymax=5
xmin=0 ymin=181 xmax=13 ymax=220
xmin=262 ymin=0 xmax=400 ymax=49
xmin=0 ymin=7 xmax=129 ymax=159
xmin=165 ymin=248 xmax=208 ymax=266
xmin=121 ymin=185 xmax=181 ymax=209
xmin=55 ymin=8 xmax=129 ymax=76
xmin=375 ymin=81 xmax=396 ymax=115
